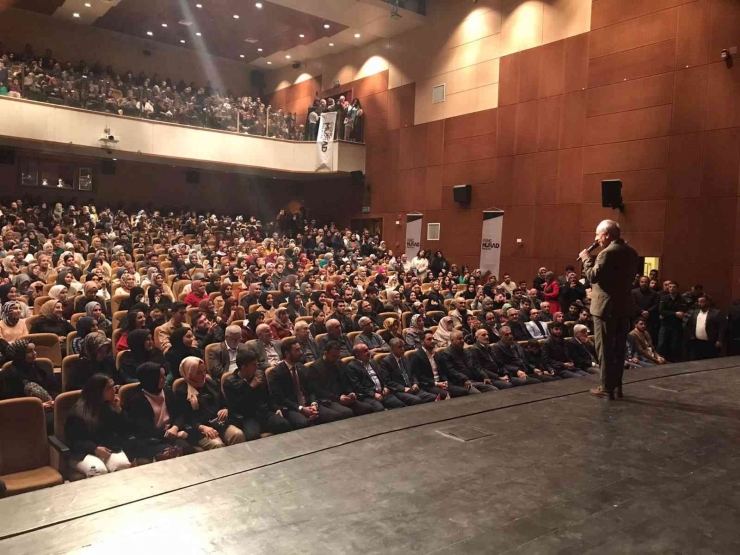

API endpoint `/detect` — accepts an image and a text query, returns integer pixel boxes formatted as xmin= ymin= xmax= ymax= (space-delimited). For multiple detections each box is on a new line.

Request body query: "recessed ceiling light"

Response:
xmin=73 ymin=12 xmax=80 ymax=18
xmin=255 ymin=2 xmax=263 ymax=8
xmin=354 ymin=33 xmax=361 ymax=38
xmin=180 ymin=39 xmax=186 ymax=43
xmin=233 ymin=14 xmax=239 ymax=18
xmin=84 ymin=2 xmax=91 ymax=7
xmin=195 ymin=3 xmax=202 ymax=7
xmin=112 ymin=158 xmax=117 ymax=161
xmin=196 ymin=32 xmax=202 ymax=36
xmin=299 ymin=34 xmax=305 ymax=38
xmin=285 ymin=55 xmax=291 ymax=59
xmin=329 ymin=43 xmax=334 ymax=46
xmin=240 ymin=54 xmax=245 ymax=58
xmin=162 ymin=23 xmax=168 ymax=27
xmin=324 ymin=24 xmax=330 ymax=29
xmin=257 ymin=48 xmax=263 ymax=52
xmin=267 ymin=61 xmax=272 ymax=65
xmin=147 ymin=31 xmax=153 ymax=36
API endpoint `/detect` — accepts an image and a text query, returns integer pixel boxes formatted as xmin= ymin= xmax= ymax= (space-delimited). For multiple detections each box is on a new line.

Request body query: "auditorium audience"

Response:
xmin=0 ymin=197 xmax=734 ymax=492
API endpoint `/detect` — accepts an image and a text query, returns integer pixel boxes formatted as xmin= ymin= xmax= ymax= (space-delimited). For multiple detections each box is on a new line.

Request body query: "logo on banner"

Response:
xmin=407 ymin=238 xmax=420 ymax=249
xmin=319 ymin=121 xmax=335 ymax=152
xmin=481 ymin=239 xmax=500 ymax=250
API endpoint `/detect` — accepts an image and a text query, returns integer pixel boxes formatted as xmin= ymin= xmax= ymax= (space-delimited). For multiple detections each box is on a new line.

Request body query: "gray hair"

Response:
xmin=573 ymin=324 xmax=589 ymax=336
xmin=358 ymin=316 xmax=371 ymax=327
xmin=295 ymin=320 xmax=309 ymax=331
xmin=596 ymin=219 xmax=621 ymax=237
xmin=389 ymin=338 xmax=404 ymax=349
xmin=225 ymin=325 xmax=241 ymax=337
xmin=450 ymin=330 xmax=463 ymax=341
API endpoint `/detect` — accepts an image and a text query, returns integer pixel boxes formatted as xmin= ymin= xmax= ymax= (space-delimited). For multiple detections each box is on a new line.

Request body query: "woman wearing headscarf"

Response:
xmin=71 ymin=316 xmax=98 ymax=355
xmin=75 ymin=280 xmax=103 ymax=314
xmin=2 ymin=256 xmax=20 ymax=281
xmin=115 ymin=308 xmax=148 ymax=353
xmin=242 ymin=311 xmax=264 ymax=342
xmin=273 ymin=281 xmax=292 ymax=306
xmin=429 ymin=251 xmax=449 ymax=279
xmin=66 ymin=331 xmax=129 ymax=391
xmin=354 ymin=299 xmax=383 ymax=330
xmin=184 ymin=279 xmax=208 ymax=308
xmin=309 ymin=290 xmax=332 ymax=318
xmin=165 ymin=327 xmax=203 ymax=385
xmin=118 ymin=286 xmax=145 ymax=312
xmin=56 ymin=268 xmax=83 ymax=296
xmin=404 ymin=314 xmax=429 ymax=350
xmin=286 ymin=291 xmax=307 ymax=322
xmin=3 ymin=339 xmax=59 ymax=432
xmin=118 ymin=329 xmax=169 ymax=383
xmin=150 ymin=272 xmax=175 ymax=302
xmin=0 ymin=301 xmax=28 ymax=343
xmin=127 ymin=362 xmax=193 ymax=457
xmin=86 ymin=300 xmax=112 ymax=338
xmin=542 ymin=271 xmax=561 ymax=315
xmin=64 ymin=374 xmax=137 ymax=477
xmin=380 ymin=317 xmax=403 ymax=344
xmin=433 ymin=316 xmax=454 ymax=349
xmin=0 ymin=282 xmax=31 ymax=318
xmin=269 ymin=307 xmax=294 ymax=340
xmin=257 ymin=291 xmax=276 ymax=321
xmin=30 ymin=299 xmax=75 ymax=354
xmin=49 ymin=283 xmax=75 ymax=320
xmin=174 ymin=357 xmax=245 ymax=450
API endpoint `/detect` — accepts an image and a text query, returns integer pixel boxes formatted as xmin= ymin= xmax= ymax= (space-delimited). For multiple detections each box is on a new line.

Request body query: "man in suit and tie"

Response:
xmin=379 ymin=338 xmax=438 ymax=405
xmin=249 ymin=323 xmax=282 ymax=371
xmin=407 ymin=331 xmax=465 ymax=399
xmin=525 ymin=309 xmax=549 ymax=340
xmin=437 ymin=330 xmax=498 ymax=393
xmin=580 ymin=220 xmax=639 ymax=399
xmin=267 ymin=338 xmax=349 ymax=429
xmin=207 ymin=324 xmax=251 ymax=380
xmin=685 ymin=294 xmax=727 ymax=360
xmin=346 ymin=343 xmax=406 ymax=409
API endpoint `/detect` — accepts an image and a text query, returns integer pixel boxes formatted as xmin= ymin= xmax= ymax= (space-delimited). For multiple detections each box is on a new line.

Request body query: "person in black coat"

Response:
xmin=568 ymin=325 xmax=600 ymax=374
xmin=467 ymin=329 xmax=519 ymax=388
xmin=346 ymin=343 xmax=406 ymax=409
xmin=541 ymin=323 xmax=588 ymax=378
xmin=118 ymin=329 xmax=169 ymax=383
xmin=174 ymin=356 xmax=245 ymax=450
xmin=521 ymin=340 xmax=560 ymax=382
xmin=223 ymin=350 xmax=292 ymax=440
xmin=66 ymin=332 xmax=130 ymax=392
xmin=30 ymin=299 xmax=75 ymax=356
xmin=267 ymin=338 xmax=350 ymax=428
xmin=165 ymin=327 xmax=203 ymax=385
xmin=126 ymin=362 xmax=194 ymax=456
xmin=308 ymin=341 xmax=381 ymax=415
xmin=685 ymin=294 xmax=727 ymax=360
xmin=436 ymin=331 xmax=497 ymax=393
xmin=379 ymin=339 xmax=438 ymax=404
xmin=406 ymin=331 xmax=464 ymax=398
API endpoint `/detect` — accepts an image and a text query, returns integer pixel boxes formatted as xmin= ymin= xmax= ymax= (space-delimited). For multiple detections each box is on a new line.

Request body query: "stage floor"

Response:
xmin=3 ymin=358 xmax=740 ymax=554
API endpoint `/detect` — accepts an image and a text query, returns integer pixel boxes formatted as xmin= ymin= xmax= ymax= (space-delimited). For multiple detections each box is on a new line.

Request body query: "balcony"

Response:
xmin=0 ymin=96 xmax=365 ymax=177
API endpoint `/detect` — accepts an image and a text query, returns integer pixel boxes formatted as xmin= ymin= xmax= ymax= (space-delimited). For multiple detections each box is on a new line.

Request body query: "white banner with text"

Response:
xmin=406 ymin=214 xmax=423 ymax=260
xmin=480 ymin=210 xmax=504 ymax=278
xmin=316 ymin=111 xmax=338 ymax=172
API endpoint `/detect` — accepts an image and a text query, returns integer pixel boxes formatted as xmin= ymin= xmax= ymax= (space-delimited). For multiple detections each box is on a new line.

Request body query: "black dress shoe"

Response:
xmin=616 ymin=386 xmax=624 ymax=399
xmin=590 ymin=387 xmax=615 ymax=400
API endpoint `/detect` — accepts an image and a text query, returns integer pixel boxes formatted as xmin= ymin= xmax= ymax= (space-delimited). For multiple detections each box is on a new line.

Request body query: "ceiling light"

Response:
xmin=324 ymin=24 xmax=330 ymax=29
xmin=147 ymin=31 xmax=153 ymax=36
xmin=196 ymin=3 xmax=202 ymax=7
xmin=354 ymin=33 xmax=361 ymax=38
xmin=257 ymin=48 xmax=263 ymax=52
xmin=285 ymin=55 xmax=291 ymax=59
xmin=162 ymin=23 xmax=168 ymax=27
xmin=84 ymin=2 xmax=91 ymax=6
xmin=196 ymin=32 xmax=202 ymax=36
xmin=267 ymin=61 xmax=272 ymax=65
xmin=233 ymin=14 xmax=239 ymax=18
xmin=180 ymin=39 xmax=186 ymax=43
xmin=73 ymin=12 xmax=80 ymax=18
xmin=255 ymin=2 xmax=263 ymax=8
xmin=240 ymin=54 xmax=245 ymax=58
xmin=299 ymin=34 xmax=305 ymax=38
xmin=329 ymin=43 xmax=334 ymax=46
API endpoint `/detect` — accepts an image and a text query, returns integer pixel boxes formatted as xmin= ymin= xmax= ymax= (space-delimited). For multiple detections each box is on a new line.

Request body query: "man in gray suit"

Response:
xmin=249 ymin=324 xmax=283 ymax=371
xmin=206 ymin=325 xmax=251 ymax=380
xmin=580 ymin=220 xmax=639 ymax=399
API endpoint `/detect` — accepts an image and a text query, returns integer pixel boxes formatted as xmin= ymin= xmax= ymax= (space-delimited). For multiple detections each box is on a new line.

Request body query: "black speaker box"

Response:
xmin=186 ymin=170 xmax=200 ymax=184
xmin=453 ymin=184 xmax=471 ymax=204
xmin=601 ymin=179 xmax=623 ymax=209
xmin=0 ymin=148 xmax=15 ymax=165
xmin=101 ymin=159 xmax=117 ymax=175
xmin=350 ymin=171 xmax=365 ymax=186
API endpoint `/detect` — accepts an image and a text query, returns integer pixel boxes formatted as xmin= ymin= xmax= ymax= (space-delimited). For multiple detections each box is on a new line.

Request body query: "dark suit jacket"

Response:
xmin=541 ymin=337 xmax=574 ymax=375
xmin=267 ymin=361 xmax=315 ymax=412
xmin=467 ymin=343 xmax=505 ymax=379
xmin=379 ymin=353 xmax=418 ymax=392
xmin=223 ymin=369 xmax=277 ymax=419
xmin=582 ymin=238 xmax=639 ymax=319
xmin=346 ymin=359 xmax=388 ymax=399
xmin=685 ymin=308 xmax=727 ymax=343
xmin=309 ymin=358 xmax=353 ymax=401
xmin=207 ymin=341 xmax=251 ymax=381
xmin=491 ymin=341 xmax=529 ymax=377
xmin=407 ymin=348 xmax=446 ymax=387
xmin=437 ymin=346 xmax=487 ymax=385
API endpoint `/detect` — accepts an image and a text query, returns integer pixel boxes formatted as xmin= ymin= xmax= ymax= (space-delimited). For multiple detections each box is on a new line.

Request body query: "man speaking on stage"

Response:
xmin=580 ymin=220 xmax=639 ymax=400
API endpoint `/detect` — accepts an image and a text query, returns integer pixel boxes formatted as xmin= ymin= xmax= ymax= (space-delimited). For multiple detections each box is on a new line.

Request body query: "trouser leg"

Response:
xmin=324 ymin=401 xmax=355 ymax=420
xmin=382 ymin=393 xmax=406 ymax=409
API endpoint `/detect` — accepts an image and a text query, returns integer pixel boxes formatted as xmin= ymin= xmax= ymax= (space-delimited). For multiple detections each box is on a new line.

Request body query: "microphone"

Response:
xmin=577 ymin=241 xmax=600 ymax=261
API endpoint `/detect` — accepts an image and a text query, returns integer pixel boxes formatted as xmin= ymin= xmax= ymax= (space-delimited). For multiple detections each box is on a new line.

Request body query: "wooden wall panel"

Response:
xmin=585 ymin=104 xmax=673 ymax=145
xmin=591 ymin=0 xmax=682 ymax=30
xmin=671 ymin=65 xmax=708 ymax=134
xmin=587 ymin=39 xmax=676 ymax=88
xmin=588 ymin=8 xmax=678 ymax=59
xmin=675 ymin=0 xmax=711 ymax=69
xmin=585 ymin=73 xmax=675 ymax=117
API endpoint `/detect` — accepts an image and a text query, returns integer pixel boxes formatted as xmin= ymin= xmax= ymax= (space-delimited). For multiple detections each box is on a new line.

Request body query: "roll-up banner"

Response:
xmin=406 ymin=213 xmax=423 ymax=259
xmin=480 ymin=210 xmax=504 ymax=278
xmin=316 ymin=111 xmax=338 ymax=172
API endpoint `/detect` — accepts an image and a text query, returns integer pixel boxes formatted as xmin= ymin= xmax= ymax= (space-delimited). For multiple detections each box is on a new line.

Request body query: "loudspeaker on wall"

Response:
xmin=453 ymin=184 xmax=471 ymax=204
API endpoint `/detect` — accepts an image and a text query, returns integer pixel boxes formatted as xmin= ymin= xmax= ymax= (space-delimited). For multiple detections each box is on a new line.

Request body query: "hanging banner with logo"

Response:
xmin=406 ymin=213 xmax=423 ymax=259
xmin=316 ymin=111 xmax=338 ymax=172
xmin=480 ymin=210 xmax=504 ymax=278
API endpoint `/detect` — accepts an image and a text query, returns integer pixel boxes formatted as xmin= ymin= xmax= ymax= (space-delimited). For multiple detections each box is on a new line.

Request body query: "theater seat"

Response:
xmin=0 ymin=398 xmax=64 ymax=496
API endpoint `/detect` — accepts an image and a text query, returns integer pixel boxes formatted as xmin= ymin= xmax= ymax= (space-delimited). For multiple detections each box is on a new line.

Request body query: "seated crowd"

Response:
xmin=0 ymin=198 xmax=730 ymax=490
xmin=0 ymin=44 xmax=364 ymax=142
